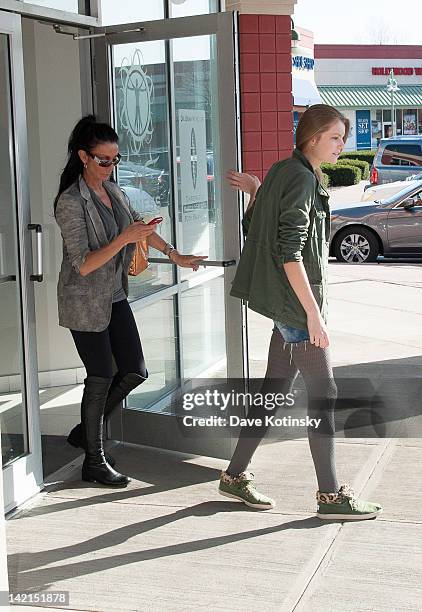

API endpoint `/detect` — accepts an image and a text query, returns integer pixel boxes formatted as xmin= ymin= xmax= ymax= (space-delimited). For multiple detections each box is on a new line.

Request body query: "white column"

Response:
xmin=222 ymin=0 xmax=297 ymax=14
xmin=0 ymin=430 xmax=10 ymax=608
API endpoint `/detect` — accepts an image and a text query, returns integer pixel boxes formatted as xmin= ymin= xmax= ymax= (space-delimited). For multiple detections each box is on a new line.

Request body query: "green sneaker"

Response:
xmin=316 ymin=484 xmax=383 ymax=520
xmin=219 ymin=470 xmax=275 ymax=510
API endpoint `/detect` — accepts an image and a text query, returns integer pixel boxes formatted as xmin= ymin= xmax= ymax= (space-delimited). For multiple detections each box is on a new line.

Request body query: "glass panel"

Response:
xmin=383 ymin=109 xmax=391 ymax=123
xmin=396 ymin=108 xmax=403 ymax=135
xmin=22 ymin=0 xmax=80 ymax=12
xmin=169 ymin=0 xmax=219 ymax=17
xmin=180 ymin=276 xmax=227 ymax=379
xmin=403 ymin=109 xmax=417 ymax=135
xmin=126 ymin=296 xmax=179 ymax=412
xmin=112 ymin=41 xmax=174 ymax=299
xmin=0 ymin=35 xmax=28 ymax=467
xmin=381 ymin=144 xmax=422 ymax=166
xmin=418 ymin=109 xmax=422 ymax=135
xmin=173 ymin=34 xmax=222 ymax=280
xmin=371 ymin=116 xmax=382 ymax=144
xmin=100 ymin=0 xmax=165 ymax=25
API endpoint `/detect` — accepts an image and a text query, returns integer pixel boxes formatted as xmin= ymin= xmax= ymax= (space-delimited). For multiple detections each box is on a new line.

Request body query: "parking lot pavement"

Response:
xmin=328 ymin=180 xmax=369 ymax=207
xmin=249 ymin=260 xmax=422 ymax=373
xmin=328 ymin=261 xmax=422 ymax=367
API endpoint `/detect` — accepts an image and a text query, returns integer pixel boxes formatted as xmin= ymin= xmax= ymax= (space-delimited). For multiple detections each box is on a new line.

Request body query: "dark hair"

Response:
xmin=54 ymin=115 xmax=118 ymax=212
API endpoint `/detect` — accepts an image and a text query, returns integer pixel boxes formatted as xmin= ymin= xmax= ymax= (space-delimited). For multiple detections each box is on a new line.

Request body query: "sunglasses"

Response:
xmin=87 ymin=151 xmax=121 ymax=167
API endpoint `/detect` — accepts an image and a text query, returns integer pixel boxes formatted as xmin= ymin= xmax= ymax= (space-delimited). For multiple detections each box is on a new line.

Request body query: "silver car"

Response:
xmin=330 ymin=179 xmax=422 ymax=263
xmin=368 ymin=136 xmax=422 ymax=187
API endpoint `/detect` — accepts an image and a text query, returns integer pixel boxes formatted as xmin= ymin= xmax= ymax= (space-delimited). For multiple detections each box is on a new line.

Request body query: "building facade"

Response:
xmin=290 ymin=26 xmax=322 ymax=143
xmin=315 ymin=45 xmax=422 ymax=150
xmin=0 ymin=0 xmax=299 ymax=594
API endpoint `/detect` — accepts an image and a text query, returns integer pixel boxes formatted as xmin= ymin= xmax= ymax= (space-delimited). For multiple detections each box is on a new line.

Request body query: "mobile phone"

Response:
xmin=146 ymin=216 xmax=163 ymax=225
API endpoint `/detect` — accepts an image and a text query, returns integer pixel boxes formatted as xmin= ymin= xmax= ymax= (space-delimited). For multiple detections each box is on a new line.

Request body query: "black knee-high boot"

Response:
xmin=80 ymin=376 xmax=130 ymax=487
xmin=68 ymin=372 xmax=146 ymax=466
xmin=103 ymin=372 xmax=147 ymax=420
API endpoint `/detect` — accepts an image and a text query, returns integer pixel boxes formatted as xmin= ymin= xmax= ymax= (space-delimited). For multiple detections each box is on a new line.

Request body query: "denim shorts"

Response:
xmin=273 ymin=321 xmax=310 ymax=343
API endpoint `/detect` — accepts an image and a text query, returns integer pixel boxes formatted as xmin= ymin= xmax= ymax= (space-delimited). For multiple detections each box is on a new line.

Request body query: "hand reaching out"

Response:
xmin=227 ymin=170 xmax=261 ymax=195
xmin=170 ymin=252 xmax=208 ymax=272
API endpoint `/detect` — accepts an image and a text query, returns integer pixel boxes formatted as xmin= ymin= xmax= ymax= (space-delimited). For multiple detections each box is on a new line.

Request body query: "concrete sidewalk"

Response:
xmin=6 ymin=260 xmax=422 ymax=611
xmin=5 ymin=436 xmax=422 ymax=611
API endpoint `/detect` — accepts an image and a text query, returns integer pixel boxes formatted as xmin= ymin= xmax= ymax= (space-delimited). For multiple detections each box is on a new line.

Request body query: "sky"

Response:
xmin=294 ymin=0 xmax=422 ymax=45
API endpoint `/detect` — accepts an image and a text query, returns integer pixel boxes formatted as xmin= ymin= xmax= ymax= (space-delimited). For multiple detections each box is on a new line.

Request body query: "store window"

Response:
xmin=381 ymin=144 xmax=422 ymax=166
xmin=112 ymin=40 xmax=174 ymax=300
xmin=403 ymin=109 xmax=417 ymax=135
xmin=419 ymin=109 xmax=422 ymax=135
xmin=173 ymin=34 xmax=224 ymax=275
xmin=128 ymin=297 xmax=179 ymax=412
xmin=371 ymin=110 xmax=382 ymax=144
xmin=181 ymin=277 xmax=226 ymax=379
xmin=396 ymin=109 xmax=403 ymax=136
xmin=383 ymin=109 xmax=391 ymax=123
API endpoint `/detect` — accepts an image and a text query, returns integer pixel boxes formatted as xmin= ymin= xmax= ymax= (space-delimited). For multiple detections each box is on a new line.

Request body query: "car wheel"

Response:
xmin=333 ymin=227 xmax=379 ymax=263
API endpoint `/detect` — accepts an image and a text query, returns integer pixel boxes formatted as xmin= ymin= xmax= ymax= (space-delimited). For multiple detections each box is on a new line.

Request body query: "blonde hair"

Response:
xmin=296 ymin=104 xmax=350 ymax=152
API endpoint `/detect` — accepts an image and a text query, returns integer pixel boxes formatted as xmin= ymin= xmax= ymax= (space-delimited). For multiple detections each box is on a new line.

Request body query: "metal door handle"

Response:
xmin=0 ymin=274 xmax=16 ymax=284
xmin=28 ymin=223 xmax=43 ymax=282
xmin=148 ymin=258 xmax=236 ymax=267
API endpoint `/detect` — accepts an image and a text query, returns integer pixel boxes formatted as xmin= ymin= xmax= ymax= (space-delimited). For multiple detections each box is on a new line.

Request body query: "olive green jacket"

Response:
xmin=230 ymin=149 xmax=330 ymax=330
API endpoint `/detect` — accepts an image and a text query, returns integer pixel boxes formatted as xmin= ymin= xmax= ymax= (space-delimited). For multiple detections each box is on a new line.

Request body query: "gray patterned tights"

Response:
xmin=227 ymin=327 xmax=339 ymax=493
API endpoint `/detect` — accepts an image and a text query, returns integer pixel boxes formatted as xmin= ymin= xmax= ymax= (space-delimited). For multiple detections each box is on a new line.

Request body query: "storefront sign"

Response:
xmin=356 ymin=109 xmax=371 ymax=150
xmin=372 ymin=67 xmax=422 ymax=75
xmin=292 ymin=55 xmax=315 ymax=71
xmin=178 ymin=109 xmax=209 ymax=253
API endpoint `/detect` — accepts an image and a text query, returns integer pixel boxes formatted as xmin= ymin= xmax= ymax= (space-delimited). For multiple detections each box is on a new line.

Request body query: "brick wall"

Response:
xmin=239 ymin=13 xmax=293 ymax=181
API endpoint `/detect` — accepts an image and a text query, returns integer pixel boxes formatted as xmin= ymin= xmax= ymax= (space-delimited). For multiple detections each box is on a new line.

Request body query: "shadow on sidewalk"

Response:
xmin=8 ymin=502 xmax=323 ymax=593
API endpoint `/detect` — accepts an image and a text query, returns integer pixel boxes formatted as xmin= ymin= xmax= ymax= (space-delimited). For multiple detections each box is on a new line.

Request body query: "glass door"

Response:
xmin=0 ymin=12 xmax=42 ymax=512
xmin=92 ymin=12 xmax=245 ymax=458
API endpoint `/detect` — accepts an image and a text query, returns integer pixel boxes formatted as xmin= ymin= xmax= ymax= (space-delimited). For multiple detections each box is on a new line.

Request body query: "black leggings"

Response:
xmin=70 ymin=299 xmax=147 ymax=380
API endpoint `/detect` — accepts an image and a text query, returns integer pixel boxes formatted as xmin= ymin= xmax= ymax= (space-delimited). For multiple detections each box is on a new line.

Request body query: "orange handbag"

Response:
xmin=128 ymin=237 xmax=149 ymax=276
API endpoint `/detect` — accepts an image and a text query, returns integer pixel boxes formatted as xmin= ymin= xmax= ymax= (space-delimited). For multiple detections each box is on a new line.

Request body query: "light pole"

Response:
xmin=386 ymin=69 xmax=399 ymax=137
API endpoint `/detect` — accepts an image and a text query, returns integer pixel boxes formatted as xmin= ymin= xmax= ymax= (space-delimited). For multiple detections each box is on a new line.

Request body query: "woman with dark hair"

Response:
xmin=218 ymin=105 xmax=382 ymax=520
xmin=55 ymin=115 xmax=206 ymax=487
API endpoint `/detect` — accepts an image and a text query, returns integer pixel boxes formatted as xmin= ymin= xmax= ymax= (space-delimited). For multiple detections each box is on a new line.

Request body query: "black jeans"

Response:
xmin=70 ymin=299 xmax=147 ymax=379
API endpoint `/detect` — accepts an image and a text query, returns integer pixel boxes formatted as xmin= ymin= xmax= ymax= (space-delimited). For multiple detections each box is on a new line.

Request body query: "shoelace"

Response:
xmin=338 ymin=484 xmax=356 ymax=500
xmin=338 ymin=485 xmax=359 ymax=510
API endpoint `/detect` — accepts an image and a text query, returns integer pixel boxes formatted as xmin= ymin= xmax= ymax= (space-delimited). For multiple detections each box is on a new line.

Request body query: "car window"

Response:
xmin=381 ymin=144 xmax=422 ymax=166
xmin=382 ymin=181 xmax=422 ymax=206
xmin=393 ymin=188 xmax=422 ymax=207
xmin=409 ymin=189 xmax=422 ymax=205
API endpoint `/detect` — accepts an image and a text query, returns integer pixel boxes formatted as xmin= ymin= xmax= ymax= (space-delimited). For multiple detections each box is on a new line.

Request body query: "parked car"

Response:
xmin=330 ymin=179 xmax=422 ymax=263
xmin=366 ymin=136 xmax=422 ymax=188
xmin=362 ymin=172 xmax=422 ymax=202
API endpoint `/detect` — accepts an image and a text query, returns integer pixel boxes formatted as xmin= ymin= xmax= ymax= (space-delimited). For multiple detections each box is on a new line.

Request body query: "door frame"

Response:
xmin=1 ymin=10 xmax=42 ymax=513
xmin=91 ymin=12 xmax=246 ymax=458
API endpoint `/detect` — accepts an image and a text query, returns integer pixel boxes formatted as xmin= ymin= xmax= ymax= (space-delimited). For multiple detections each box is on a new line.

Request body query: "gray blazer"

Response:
xmin=55 ymin=176 xmax=142 ymax=332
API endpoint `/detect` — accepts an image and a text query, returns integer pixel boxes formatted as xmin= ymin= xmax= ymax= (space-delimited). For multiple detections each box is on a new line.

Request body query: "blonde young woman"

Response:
xmin=218 ymin=105 xmax=382 ymax=520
